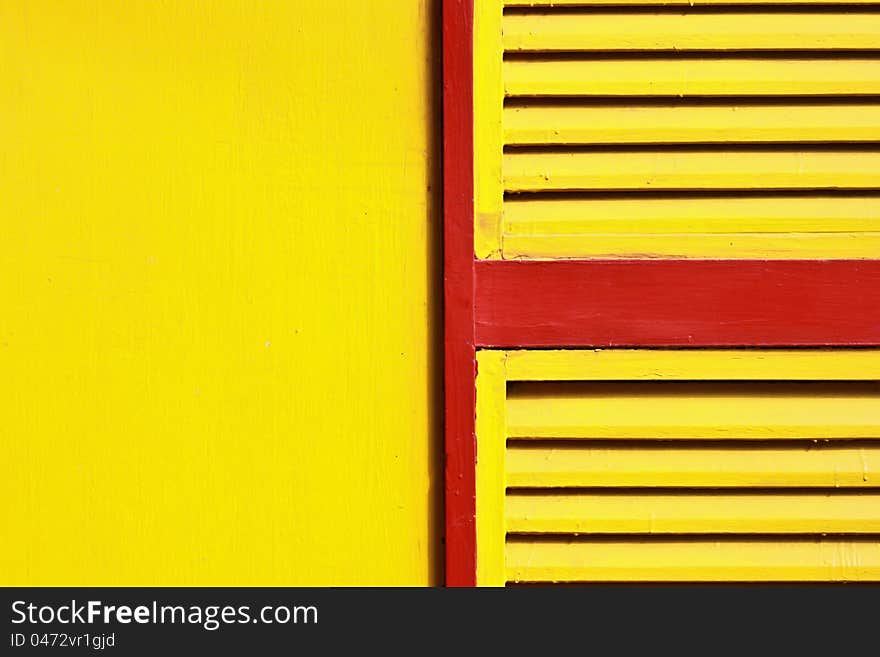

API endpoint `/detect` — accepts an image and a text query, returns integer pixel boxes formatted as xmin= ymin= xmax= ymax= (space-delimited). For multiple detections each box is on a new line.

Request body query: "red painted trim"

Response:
xmin=476 ymin=260 xmax=880 ymax=348
xmin=443 ymin=0 xmax=477 ymax=587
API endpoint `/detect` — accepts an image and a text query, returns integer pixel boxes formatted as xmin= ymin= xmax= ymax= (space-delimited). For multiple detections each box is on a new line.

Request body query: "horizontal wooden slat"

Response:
xmin=506 ymin=381 xmax=880 ymax=439
xmin=504 ymin=150 xmax=880 ymax=191
xmin=504 ymin=13 xmax=880 ymax=51
xmin=504 ymin=349 xmax=880 ymax=381
xmin=505 ymin=58 xmax=880 ymax=96
xmin=504 ymin=104 xmax=880 ymax=145
xmin=503 ymin=232 xmax=880 ymax=259
xmin=502 ymin=188 xmax=880 ymax=259
xmin=506 ymin=540 xmax=880 ymax=582
xmin=506 ymin=444 xmax=880 ymax=487
xmin=503 ymin=196 xmax=880 ymax=233
xmin=506 ymin=492 xmax=880 ymax=533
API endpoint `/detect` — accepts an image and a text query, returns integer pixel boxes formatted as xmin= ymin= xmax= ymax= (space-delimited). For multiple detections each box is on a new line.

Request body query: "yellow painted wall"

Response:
xmin=0 ymin=1 xmax=441 ymax=585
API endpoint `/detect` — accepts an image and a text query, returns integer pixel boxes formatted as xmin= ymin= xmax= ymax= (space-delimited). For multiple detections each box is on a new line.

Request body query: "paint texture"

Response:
xmin=475 ymin=260 xmax=880 ymax=347
xmin=0 ymin=1 xmax=441 ymax=585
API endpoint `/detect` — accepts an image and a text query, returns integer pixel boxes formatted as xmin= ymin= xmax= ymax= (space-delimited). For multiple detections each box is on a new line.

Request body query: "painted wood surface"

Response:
xmin=503 ymin=195 xmax=880 ymax=260
xmin=451 ymin=0 xmax=880 ymax=585
xmin=444 ymin=0 xmax=478 ymax=587
xmin=507 ymin=443 xmax=880 ymax=488
xmin=504 ymin=349 xmax=880 ymax=381
xmin=504 ymin=12 xmax=880 ymax=51
xmin=475 ymin=260 xmax=880 ymax=347
xmin=507 ymin=540 xmax=880 ymax=582
xmin=505 ymin=58 xmax=880 ymax=97
xmin=473 ymin=0 xmax=503 ymax=259
xmin=506 ymin=493 xmax=880 ymax=534
xmin=507 ymin=381 xmax=880 ymax=439
xmin=1 ymin=0 xmax=440 ymax=585
xmin=505 ymin=105 xmax=880 ymax=145
xmin=478 ymin=348 xmax=880 ymax=584
xmin=475 ymin=351 xmax=506 ymax=587
xmin=484 ymin=1 xmax=880 ymax=260
xmin=504 ymin=151 xmax=880 ymax=192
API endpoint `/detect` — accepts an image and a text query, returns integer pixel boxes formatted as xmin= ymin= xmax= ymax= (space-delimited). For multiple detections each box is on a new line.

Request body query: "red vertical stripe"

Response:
xmin=443 ymin=0 xmax=477 ymax=586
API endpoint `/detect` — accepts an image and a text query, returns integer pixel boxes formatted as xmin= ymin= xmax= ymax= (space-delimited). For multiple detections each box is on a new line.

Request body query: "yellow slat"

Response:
xmin=504 ymin=349 xmax=880 ymax=381
xmin=506 ymin=381 xmax=880 ymax=439
xmin=502 ymin=196 xmax=880 ymax=259
xmin=505 ymin=58 xmax=880 ymax=96
xmin=504 ymin=104 xmax=880 ymax=145
xmin=506 ymin=540 xmax=880 ymax=582
xmin=502 ymin=232 xmax=880 ymax=259
xmin=506 ymin=492 xmax=880 ymax=533
xmin=503 ymin=13 xmax=880 ymax=51
xmin=503 ymin=196 xmax=880 ymax=234
xmin=503 ymin=150 xmax=880 ymax=191
xmin=506 ymin=444 xmax=880 ymax=487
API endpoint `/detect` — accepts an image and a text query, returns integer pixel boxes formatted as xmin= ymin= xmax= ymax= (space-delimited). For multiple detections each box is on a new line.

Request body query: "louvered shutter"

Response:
xmin=475 ymin=0 xmax=880 ymax=259
xmin=476 ymin=350 xmax=880 ymax=585
xmin=445 ymin=0 xmax=880 ymax=586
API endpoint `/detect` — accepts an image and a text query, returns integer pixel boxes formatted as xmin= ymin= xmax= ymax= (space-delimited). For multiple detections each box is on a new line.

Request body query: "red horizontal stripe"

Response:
xmin=475 ymin=260 xmax=880 ymax=347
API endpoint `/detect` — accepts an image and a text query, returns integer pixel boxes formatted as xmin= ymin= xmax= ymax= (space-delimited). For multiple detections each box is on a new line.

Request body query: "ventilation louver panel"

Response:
xmin=480 ymin=0 xmax=880 ymax=259
xmin=475 ymin=350 xmax=880 ymax=584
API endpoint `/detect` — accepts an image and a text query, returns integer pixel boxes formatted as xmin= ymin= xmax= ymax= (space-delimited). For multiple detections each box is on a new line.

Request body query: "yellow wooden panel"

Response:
xmin=506 ymin=492 xmax=880 ymax=533
xmin=504 ymin=349 xmax=880 ymax=381
xmin=506 ymin=540 xmax=880 ymax=582
xmin=505 ymin=58 xmax=880 ymax=97
xmin=503 ymin=197 xmax=880 ymax=235
xmin=504 ymin=104 xmax=880 ymax=145
xmin=476 ymin=351 xmax=508 ymax=587
xmin=506 ymin=381 xmax=880 ymax=439
xmin=506 ymin=444 xmax=880 ymax=488
xmin=504 ymin=151 xmax=880 ymax=191
xmin=0 ymin=1 xmax=437 ymax=585
xmin=504 ymin=13 xmax=880 ymax=51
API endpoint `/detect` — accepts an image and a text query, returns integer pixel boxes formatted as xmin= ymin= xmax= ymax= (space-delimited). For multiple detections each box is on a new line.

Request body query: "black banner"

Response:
xmin=1 ymin=586 xmax=877 ymax=653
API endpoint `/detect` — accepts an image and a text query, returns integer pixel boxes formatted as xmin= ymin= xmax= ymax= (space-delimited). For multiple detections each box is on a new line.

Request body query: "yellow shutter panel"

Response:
xmin=475 ymin=350 xmax=880 ymax=585
xmin=475 ymin=0 xmax=880 ymax=259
